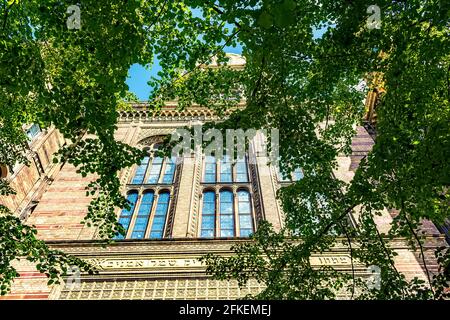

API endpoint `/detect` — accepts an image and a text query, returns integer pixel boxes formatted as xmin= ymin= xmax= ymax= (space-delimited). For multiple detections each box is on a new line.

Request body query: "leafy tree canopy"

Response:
xmin=0 ymin=0 xmax=449 ymax=298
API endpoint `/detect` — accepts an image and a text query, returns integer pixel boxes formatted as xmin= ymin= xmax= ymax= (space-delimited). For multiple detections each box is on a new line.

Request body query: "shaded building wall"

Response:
xmin=0 ymin=127 xmax=66 ymax=215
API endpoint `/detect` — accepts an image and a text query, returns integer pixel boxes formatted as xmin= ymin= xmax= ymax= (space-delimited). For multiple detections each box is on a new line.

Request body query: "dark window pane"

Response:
xmin=133 ymin=232 xmax=144 ymax=239
xmin=220 ymin=191 xmax=233 ymax=202
xmin=203 ymin=191 xmax=215 ymax=202
xmin=220 ymin=204 xmax=233 ymax=214
xmin=150 ymin=231 xmax=163 ymax=239
xmin=26 ymin=123 xmax=41 ymax=140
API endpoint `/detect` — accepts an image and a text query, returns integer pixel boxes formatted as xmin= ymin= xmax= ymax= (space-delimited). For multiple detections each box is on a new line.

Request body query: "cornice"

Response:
xmin=118 ymin=102 xmax=246 ymax=123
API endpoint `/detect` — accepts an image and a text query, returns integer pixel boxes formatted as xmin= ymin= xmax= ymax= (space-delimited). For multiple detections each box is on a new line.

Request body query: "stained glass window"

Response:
xmin=130 ymin=191 xmax=154 ymax=239
xmin=200 ymin=153 xmax=255 ymax=238
xmin=220 ymin=190 xmax=235 ymax=237
xmin=237 ymin=190 xmax=253 ymax=237
xmin=119 ymin=143 xmax=179 ymax=240
xmin=201 ymin=191 xmax=216 ymax=238
xmin=149 ymin=192 xmax=170 ymax=239
xmin=115 ymin=191 xmax=138 ymax=239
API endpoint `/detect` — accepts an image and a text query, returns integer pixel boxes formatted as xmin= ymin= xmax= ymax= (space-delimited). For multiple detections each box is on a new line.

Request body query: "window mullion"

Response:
xmin=234 ymin=189 xmax=239 ymax=237
xmin=216 ymin=156 xmax=220 ymax=183
xmin=141 ymin=153 xmax=153 ymax=184
xmin=146 ymin=192 xmax=159 ymax=238
xmin=162 ymin=193 xmax=172 ymax=238
xmin=159 ymin=158 xmax=167 ymax=184
xmin=215 ymin=190 xmax=220 ymax=238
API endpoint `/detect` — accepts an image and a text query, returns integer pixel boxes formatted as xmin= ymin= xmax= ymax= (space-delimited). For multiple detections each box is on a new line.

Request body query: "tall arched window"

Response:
xmin=200 ymin=191 xmax=215 ymax=237
xmin=199 ymin=154 xmax=256 ymax=238
xmin=116 ymin=191 xmax=138 ymax=240
xmin=219 ymin=190 xmax=235 ymax=237
xmin=130 ymin=191 xmax=154 ymax=239
xmin=150 ymin=191 xmax=170 ymax=239
xmin=237 ymin=190 xmax=253 ymax=237
xmin=116 ymin=141 xmax=180 ymax=240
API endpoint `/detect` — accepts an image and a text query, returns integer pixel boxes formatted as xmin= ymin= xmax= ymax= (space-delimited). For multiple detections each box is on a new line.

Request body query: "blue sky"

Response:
xmin=125 ymin=41 xmax=243 ymax=101
xmin=126 ymin=20 xmax=330 ymax=101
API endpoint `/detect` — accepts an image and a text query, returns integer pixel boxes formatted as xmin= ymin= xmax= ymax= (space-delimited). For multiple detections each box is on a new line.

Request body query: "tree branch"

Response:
xmin=147 ymin=0 xmax=169 ymax=31
xmin=209 ymin=3 xmax=242 ymax=30
xmin=403 ymin=211 xmax=435 ymax=294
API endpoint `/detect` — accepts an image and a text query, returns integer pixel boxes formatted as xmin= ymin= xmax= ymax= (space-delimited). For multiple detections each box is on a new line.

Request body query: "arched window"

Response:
xmin=219 ymin=190 xmax=235 ymax=237
xmin=130 ymin=191 xmax=154 ymax=239
xmin=200 ymin=191 xmax=215 ymax=238
xmin=115 ymin=191 xmax=138 ymax=240
xmin=150 ymin=192 xmax=170 ymax=239
xmin=237 ymin=190 xmax=253 ymax=237
xmin=116 ymin=142 xmax=180 ymax=240
xmin=199 ymin=153 xmax=257 ymax=238
xmin=199 ymin=188 xmax=255 ymax=238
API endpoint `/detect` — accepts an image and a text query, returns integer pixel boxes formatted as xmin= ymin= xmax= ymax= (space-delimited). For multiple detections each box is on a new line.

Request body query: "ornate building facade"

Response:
xmin=0 ymin=54 xmax=447 ymax=300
